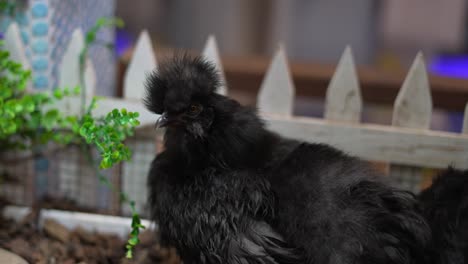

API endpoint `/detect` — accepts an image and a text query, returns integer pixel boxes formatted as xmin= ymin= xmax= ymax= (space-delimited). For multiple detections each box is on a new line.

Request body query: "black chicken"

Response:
xmin=145 ymin=55 xmax=431 ymax=264
xmin=419 ymin=168 xmax=468 ymax=264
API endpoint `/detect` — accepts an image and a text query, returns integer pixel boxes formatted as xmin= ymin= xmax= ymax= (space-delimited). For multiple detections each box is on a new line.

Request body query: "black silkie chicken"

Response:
xmin=419 ymin=168 xmax=468 ymax=264
xmin=145 ymin=55 xmax=431 ymax=263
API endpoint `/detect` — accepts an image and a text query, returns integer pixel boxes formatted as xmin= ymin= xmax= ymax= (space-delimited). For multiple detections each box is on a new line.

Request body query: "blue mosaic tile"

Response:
xmin=31 ymin=3 xmax=48 ymax=18
xmin=34 ymin=158 xmax=49 ymax=170
xmin=5 ymin=0 xmax=116 ymax=94
xmin=33 ymin=75 xmax=49 ymax=88
xmin=20 ymin=30 xmax=29 ymax=44
xmin=15 ymin=12 xmax=29 ymax=26
xmin=32 ymin=58 xmax=48 ymax=71
xmin=0 ymin=17 xmax=11 ymax=32
xmin=32 ymin=22 xmax=48 ymax=36
xmin=32 ymin=40 xmax=48 ymax=54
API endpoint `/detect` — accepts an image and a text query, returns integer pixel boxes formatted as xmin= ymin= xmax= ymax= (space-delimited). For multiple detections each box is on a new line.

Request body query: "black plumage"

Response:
xmin=145 ymin=55 xmax=432 ymax=264
xmin=419 ymin=168 xmax=468 ymax=264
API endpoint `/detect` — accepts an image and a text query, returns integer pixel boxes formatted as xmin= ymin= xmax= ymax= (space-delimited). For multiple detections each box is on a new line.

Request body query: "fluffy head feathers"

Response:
xmin=144 ymin=55 xmax=221 ymax=115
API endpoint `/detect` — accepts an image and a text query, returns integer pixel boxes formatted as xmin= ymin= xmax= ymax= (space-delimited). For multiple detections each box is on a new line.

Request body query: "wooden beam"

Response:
xmin=264 ymin=113 xmax=468 ymax=170
xmin=56 ymin=95 xmax=468 ymax=169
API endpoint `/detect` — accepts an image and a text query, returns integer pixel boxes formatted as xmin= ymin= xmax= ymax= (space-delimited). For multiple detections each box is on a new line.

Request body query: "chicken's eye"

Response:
xmin=188 ymin=104 xmax=202 ymax=116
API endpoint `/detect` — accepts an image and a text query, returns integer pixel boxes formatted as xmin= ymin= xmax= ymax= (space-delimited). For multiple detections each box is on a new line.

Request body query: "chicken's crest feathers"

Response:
xmin=144 ymin=54 xmax=221 ymax=114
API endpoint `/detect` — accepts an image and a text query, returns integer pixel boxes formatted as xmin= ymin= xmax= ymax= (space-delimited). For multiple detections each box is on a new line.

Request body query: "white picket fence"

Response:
xmin=4 ymin=22 xmax=468 ymax=215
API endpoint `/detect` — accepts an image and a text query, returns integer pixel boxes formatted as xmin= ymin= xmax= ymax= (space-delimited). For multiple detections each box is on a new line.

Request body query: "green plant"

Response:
xmin=0 ymin=0 xmax=22 ymax=17
xmin=0 ymin=45 xmax=80 ymax=151
xmin=77 ymin=17 xmax=145 ymax=258
xmin=0 ymin=15 xmax=144 ymax=258
xmin=78 ymin=100 xmax=144 ymax=258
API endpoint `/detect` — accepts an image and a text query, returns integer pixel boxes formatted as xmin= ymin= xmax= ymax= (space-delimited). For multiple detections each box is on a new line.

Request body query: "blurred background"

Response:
xmin=3 ymin=0 xmax=467 ymax=131
xmin=116 ymin=0 xmax=468 ymax=131
xmin=117 ymin=0 xmax=467 ymax=65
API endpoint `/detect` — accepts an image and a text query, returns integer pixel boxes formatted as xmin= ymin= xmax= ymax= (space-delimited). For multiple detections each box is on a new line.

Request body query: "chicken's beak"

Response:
xmin=155 ymin=112 xmax=169 ymax=128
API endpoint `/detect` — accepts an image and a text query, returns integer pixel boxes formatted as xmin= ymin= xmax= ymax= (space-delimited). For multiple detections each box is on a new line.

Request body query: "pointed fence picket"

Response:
xmin=392 ymin=53 xmax=432 ymax=129
xmin=123 ymin=30 xmax=157 ymax=101
xmin=258 ymin=46 xmax=295 ymax=116
xmin=254 ymin=46 xmax=468 ymax=171
xmin=4 ymin=22 xmax=30 ymax=71
xmin=325 ymin=46 xmax=362 ymax=123
xmin=59 ymin=29 xmax=95 ymax=97
xmin=203 ymin=35 xmax=228 ymax=96
xmin=389 ymin=53 xmax=433 ymax=192
xmin=3 ymin=25 xmax=468 ymax=214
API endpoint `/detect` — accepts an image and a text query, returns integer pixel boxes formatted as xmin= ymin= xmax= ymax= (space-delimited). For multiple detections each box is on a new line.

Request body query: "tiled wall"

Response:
xmin=1 ymin=0 xmax=116 ymax=95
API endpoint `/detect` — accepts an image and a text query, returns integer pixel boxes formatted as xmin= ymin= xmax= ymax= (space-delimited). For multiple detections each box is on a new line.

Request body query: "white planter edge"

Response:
xmin=2 ymin=205 xmax=155 ymax=239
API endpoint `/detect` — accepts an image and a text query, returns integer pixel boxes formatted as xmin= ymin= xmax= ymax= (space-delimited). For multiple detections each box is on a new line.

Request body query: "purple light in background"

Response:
xmin=115 ymin=28 xmax=134 ymax=57
xmin=429 ymin=55 xmax=468 ymax=79
xmin=429 ymin=54 xmax=467 ymax=133
xmin=448 ymin=112 xmax=464 ymax=133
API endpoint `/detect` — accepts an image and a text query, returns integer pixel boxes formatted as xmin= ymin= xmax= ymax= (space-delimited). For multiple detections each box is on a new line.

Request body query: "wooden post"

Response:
xmin=390 ymin=52 xmax=432 ymax=192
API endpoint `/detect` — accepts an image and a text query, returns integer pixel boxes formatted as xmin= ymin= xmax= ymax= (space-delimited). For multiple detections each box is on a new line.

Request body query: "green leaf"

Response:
xmin=100 ymin=157 xmax=111 ymax=169
xmin=96 ymin=17 xmax=108 ymax=26
xmin=12 ymin=102 xmax=23 ymax=112
xmin=63 ymin=87 xmax=70 ymax=96
xmin=73 ymin=86 xmax=81 ymax=95
xmin=130 ymin=119 xmax=140 ymax=126
xmin=85 ymin=31 xmax=96 ymax=44
xmin=125 ymin=249 xmax=133 ymax=259
xmin=79 ymin=126 xmax=88 ymax=137
xmin=111 ymin=150 xmax=120 ymax=160
xmin=0 ymin=50 xmax=9 ymax=60
xmin=53 ymin=89 xmax=63 ymax=99
xmin=114 ymin=17 xmax=125 ymax=28
xmin=128 ymin=236 xmax=139 ymax=246
xmin=43 ymin=109 xmax=60 ymax=130
xmin=9 ymin=62 xmax=22 ymax=74
xmin=0 ymin=87 xmax=12 ymax=98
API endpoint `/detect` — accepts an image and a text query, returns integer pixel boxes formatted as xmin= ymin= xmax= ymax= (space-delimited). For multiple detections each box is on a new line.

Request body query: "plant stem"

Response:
xmin=81 ymin=144 xmax=137 ymax=215
xmin=79 ymin=49 xmax=87 ymax=117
